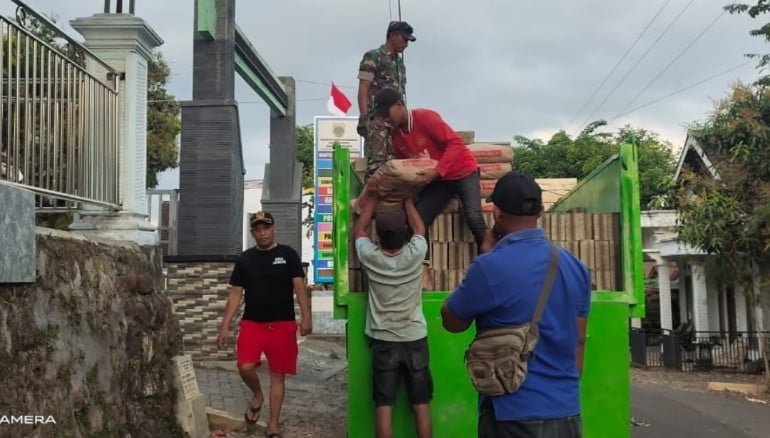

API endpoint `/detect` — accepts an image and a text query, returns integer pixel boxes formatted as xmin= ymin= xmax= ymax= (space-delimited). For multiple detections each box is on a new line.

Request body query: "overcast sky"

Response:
xmin=3 ymin=0 xmax=765 ymax=189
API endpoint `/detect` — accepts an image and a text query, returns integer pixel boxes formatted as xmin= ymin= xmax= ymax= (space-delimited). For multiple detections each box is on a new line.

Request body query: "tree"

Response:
xmin=726 ymin=2 xmax=770 ymax=85
xmin=296 ymin=124 xmax=315 ymax=237
xmin=296 ymin=124 xmax=314 ymax=190
xmin=512 ymin=126 xmax=677 ymax=208
xmin=676 ymin=83 xmax=770 ymax=387
xmin=146 ymin=53 xmax=180 ymax=188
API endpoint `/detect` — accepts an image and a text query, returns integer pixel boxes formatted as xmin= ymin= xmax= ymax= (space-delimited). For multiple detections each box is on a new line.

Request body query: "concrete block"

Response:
xmin=706 ymin=381 xmax=764 ymax=396
xmin=0 ymin=183 xmax=35 ymax=282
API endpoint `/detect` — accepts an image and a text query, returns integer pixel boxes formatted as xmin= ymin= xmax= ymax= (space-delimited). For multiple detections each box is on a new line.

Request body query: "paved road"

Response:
xmin=632 ymin=383 xmax=770 ymax=437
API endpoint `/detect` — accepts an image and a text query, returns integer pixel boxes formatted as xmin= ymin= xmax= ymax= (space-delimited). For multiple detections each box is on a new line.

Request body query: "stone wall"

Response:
xmin=166 ymin=260 xmax=241 ymax=361
xmin=0 ymin=230 xmax=184 ymax=438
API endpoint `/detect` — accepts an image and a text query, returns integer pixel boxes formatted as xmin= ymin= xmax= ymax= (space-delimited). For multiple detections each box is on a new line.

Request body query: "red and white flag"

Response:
xmin=327 ymin=82 xmax=352 ymax=116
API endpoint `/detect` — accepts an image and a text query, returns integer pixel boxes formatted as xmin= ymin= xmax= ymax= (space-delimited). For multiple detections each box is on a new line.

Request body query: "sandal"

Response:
xmin=244 ymin=397 xmax=262 ymax=424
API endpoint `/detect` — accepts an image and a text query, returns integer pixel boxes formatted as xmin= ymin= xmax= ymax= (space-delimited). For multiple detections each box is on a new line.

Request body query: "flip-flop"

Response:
xmin=244 ymin=398 xmax=262 ymax=424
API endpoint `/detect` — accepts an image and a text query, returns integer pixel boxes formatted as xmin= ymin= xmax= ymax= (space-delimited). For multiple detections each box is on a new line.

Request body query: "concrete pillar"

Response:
xmin=679 ymin=265 xmax=689 ymax=327
xmin=753 ymin=271 xmax=766 ymax=333
xmin=707 ymin=273 xmax=721 ymax=332
xmin=70 ymin=13 xmax=163 ymax=245
xmin=735 ymin=285 xmax=748 ymax=332
xmin=651 ymin=253 xmax=674 ymax=332
xmin=690 ymin=260 xmax=710 ymax=332
xmin=262 ymin=77 xmax=302 ymax=253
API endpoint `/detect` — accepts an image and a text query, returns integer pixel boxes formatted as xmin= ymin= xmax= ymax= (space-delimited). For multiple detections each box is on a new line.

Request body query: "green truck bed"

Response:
xmin=331 ymin=143 xmax=645 ymax=437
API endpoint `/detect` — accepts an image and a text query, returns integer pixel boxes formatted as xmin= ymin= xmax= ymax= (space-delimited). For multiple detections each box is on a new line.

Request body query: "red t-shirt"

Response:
xmin=391 ymin=109 xmax=478 ymax=181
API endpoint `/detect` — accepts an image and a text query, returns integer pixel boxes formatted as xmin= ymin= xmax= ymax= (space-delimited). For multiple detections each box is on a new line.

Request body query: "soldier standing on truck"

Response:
xmin=356 ymin=21 xmax=415 ymax=209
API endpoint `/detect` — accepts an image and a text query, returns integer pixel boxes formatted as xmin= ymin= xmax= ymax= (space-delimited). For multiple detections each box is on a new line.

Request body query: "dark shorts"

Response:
xmin=479 ymin=399 xmax=582 ymax=438
xmin=236 ymin=320 xmax=298 ymax=375
xmin=371 ymin=337 xmax=433 ymax=407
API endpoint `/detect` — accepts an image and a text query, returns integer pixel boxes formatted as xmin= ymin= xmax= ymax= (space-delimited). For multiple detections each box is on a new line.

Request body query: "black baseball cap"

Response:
xmin=374 ymin=88 xmax=404 ymax=117
xmin=250 ymin=211 xmax=275 ymax=227
xmin=487 ymin=172 xmax=543 ymax=216
xmin=387 ymin=21 xmax=416 ymax=41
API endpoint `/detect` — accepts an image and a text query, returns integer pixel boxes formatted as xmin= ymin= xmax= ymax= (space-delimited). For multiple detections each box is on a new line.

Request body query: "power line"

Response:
xmin=570 ymin=0 xmax=673 ymax=124
xmin=389 ymin=0 xmax=392 ymax=20
xmin=582 ymin=0 xmax=696 ymax=126
xmin=609 ymin=60 xmax=753 ymax=121
xmin=148 ymin=98 xmax=328 ymax=103
xmin=295 ymin=79 xmax=356 ymax=90
xmin=618 ymin=9 xmax=725 ymax=116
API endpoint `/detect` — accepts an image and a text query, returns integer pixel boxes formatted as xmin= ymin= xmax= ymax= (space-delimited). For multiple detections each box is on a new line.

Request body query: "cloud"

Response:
xmin=11 ymin=0 xmax=767 ymax=190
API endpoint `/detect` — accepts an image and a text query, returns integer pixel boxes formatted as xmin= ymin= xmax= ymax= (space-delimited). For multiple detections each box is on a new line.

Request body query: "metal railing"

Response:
xmin=631 ymin=328 xmax=769 ymax=374
xmin=147 ymin=189 xmax=178 ymax=256
xmin=0 ymin=12 xmax=120 ymax=209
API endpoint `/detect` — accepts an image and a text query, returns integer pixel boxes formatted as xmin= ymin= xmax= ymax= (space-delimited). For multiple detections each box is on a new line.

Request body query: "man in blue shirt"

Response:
xmin=441 ymin=172 xmax=590 ymax=438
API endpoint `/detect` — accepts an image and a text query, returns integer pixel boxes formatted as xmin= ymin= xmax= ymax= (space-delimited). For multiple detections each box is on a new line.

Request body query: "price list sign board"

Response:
xmin=313 ymin=116 xmax=362 ymax=283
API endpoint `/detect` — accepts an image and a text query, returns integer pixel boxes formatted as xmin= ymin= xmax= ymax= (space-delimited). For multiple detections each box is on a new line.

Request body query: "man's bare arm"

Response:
xmin=358 ymin=79 xmax=371 ymax=117
xmin=576 ymin=317 xmax=587 ymax=374
xmin=294 ymin=277 xmax=312 ymax=336
xmin=354 ymin=195 xmax=377 ymax=237
xmin=217 ymin=286 xmax=243 ymax=349
xmin=441 ymin=300 xmax=472 ymax=333
xmin=405 ymin=197 xmax=425 ymax=237
xmin=221 ymin=287 xmax=243 ymax=328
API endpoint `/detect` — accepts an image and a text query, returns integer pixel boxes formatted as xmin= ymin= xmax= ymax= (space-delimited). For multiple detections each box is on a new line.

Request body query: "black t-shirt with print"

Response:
xmin=229 ymin=244 xmax=305 ymax=322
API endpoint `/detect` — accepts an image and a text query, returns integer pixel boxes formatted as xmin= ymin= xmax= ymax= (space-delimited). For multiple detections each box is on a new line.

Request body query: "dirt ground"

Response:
xmin=632 ymin=367 xmax=770 ymax=403
xmin=209 ymin=336 xmax=349 ymax=438
xmin=211 ymin=346 xmax=769 ymax=437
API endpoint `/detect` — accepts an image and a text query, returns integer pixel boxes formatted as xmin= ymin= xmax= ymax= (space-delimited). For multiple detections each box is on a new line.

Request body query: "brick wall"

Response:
xmin=167 ymin=260 xmax=241 ymax=361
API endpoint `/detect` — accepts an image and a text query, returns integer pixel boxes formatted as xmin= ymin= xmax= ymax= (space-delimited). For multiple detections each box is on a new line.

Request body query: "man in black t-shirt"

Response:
xmin=217 ymin=211 xmax=311 ymax=437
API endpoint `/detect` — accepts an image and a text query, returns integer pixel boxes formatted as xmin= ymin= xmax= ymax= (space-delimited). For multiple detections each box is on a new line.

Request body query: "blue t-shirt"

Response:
xmin=446 ymin=228 xmax=591 ymax=421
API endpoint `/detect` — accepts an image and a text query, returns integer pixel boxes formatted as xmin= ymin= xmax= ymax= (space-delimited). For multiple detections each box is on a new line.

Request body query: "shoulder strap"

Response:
xmin=529 ymin=245 xmax=560 ymax=336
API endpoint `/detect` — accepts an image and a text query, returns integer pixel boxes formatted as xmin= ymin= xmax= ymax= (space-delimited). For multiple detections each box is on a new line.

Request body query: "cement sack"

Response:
xmin=480 ymin=179 xmax=497 ymax=198
xmin=370 ymin=158 xmax=438 ymax=202
xmin=479 ymin=162 xmax=512 ymax=179
xmin=468 ymin=143 xmax=514 ymax=164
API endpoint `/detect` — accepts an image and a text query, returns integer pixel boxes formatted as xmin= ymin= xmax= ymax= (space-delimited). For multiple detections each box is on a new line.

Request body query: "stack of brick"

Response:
xmin=348 ymin=210 xmax=621 ymax=293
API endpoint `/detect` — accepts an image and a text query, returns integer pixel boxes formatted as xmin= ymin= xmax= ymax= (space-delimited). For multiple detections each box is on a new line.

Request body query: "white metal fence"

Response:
xmin=0 ymin=11 xmax=120 ymax=209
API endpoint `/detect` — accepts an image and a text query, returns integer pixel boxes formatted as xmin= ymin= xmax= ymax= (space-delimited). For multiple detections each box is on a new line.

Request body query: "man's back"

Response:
xmin=356 ymin=235 xmax=428 ymax=342
xmin=446 ymin=228 xmax=591 ymax=421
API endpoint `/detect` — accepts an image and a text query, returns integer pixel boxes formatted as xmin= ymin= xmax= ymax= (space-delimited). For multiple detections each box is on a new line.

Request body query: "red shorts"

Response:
xmin=236 ymin=320 xmax=298 ymax=375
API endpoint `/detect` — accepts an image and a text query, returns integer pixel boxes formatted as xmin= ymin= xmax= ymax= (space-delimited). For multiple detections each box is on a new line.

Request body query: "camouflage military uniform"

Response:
xmin=358 ymin=45 xmax=407 ymax=179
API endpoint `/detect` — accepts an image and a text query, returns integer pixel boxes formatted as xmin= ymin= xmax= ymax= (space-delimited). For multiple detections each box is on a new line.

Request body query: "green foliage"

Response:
xmin=726 ymin=1 xmax=770 ymax=84
xmin=296 ymin=124 xmax=316 ymax=237
xmin=296 ymin=124 xmax=314 ymax=189
xmin=677 ymin=83 xmax=770 ymax=259
xmin=512 ymin=126 xmax=677 ymax=208
xmin=146 ymin=53 xmax=180 ymax=188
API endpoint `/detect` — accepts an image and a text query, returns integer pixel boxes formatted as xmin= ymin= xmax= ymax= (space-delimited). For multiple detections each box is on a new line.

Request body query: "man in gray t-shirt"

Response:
xmin=354 ymin=197 xmax=432 ymax=438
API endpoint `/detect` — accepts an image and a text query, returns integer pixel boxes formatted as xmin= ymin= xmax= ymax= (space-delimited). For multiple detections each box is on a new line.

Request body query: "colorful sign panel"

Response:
xmin=313 ymin=116 xmax=362 ymax=283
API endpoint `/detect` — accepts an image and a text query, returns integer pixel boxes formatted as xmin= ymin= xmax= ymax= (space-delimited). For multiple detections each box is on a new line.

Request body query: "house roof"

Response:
xmin=673 ymin=134 xmax=720 ymax=182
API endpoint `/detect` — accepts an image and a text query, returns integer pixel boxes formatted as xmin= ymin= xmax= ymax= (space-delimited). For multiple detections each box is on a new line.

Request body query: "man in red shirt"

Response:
xmin=373 ymin=88 xmax=487 ymax=248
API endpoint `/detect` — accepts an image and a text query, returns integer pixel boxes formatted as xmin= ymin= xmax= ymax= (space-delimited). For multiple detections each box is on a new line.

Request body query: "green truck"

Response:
xmin=330 ymin=142 xmax=645 ymax=437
